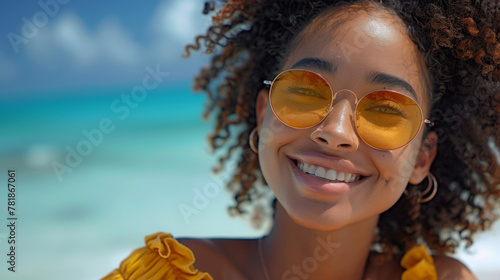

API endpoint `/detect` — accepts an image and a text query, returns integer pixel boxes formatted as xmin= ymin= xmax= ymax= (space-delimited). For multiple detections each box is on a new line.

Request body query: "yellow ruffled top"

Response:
xmin=400 ymin=245 xmax=438 ymax=280
xmin=101 ymin=232 xmax=213 ymax=280
xmin=103 ymin=233 xmax=437 ymax=280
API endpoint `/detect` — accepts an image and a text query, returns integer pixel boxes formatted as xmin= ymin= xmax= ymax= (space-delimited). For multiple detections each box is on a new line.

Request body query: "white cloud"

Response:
xmin=53 ymin=13 xmax=98 ymax=65
xmin=24 ymin=13 xmax=142 ymax=67
xmin=97 ymin=18 xmax=141 ymax=65
xmin=6 ymin=2 xmax=211 ymax=91
xmin=24 ymin=25 xmax=64 ymax=70
xmin=18 ymin=1 xmax=210 ymax=69
xmin=148 ymin=0 xmax=210 ymax=61
xmin=151 ymin=0 xmax=206 ymax=43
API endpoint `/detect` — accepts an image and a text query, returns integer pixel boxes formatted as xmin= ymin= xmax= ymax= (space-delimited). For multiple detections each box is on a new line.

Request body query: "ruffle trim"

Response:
xmin=102 ymin=232 xmax=213 ymax=280
xmin=400 ymin=245 xmax=438 ymax=280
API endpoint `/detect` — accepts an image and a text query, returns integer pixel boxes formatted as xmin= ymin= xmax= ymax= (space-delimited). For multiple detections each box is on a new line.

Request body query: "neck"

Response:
xmin=261 ymin=203 xmax=379 ymax=280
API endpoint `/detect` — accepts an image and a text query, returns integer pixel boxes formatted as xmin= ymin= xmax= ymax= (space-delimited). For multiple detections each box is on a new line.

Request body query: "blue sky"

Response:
xmin=0 ymin=0 xmax=210 ymax=95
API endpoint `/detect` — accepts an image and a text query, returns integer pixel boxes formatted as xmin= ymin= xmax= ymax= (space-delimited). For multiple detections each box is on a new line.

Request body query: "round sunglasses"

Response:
xmin=264 ymin=69 xmax=432 ymax=150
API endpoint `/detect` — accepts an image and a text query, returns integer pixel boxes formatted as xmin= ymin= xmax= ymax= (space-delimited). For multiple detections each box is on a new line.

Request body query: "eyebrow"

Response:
xmin=287 ymin=58 xmax=418 ymax=100
xmin=290 ymin=57 xmax=338 ymax=76
xmin=368 ymin=72 xmax=418 ymax=101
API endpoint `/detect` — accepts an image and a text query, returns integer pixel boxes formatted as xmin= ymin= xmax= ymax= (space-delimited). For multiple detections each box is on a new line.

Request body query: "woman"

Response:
xmin=103 ymin=0 xmax=500 ymax=279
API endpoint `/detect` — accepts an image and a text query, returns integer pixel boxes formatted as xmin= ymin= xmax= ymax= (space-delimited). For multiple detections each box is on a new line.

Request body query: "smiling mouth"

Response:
xmin=294 ymin=160 xmax=366 ymax=183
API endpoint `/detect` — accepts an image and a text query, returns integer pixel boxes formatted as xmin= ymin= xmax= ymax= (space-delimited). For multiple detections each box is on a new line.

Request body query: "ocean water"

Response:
xmin=0 ymin=85 xmax=498 ymax=279
xmin=0 ymin=85 xmax=263 ymax=279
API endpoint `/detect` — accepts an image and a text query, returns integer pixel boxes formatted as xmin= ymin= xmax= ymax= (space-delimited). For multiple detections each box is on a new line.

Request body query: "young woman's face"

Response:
xmin=256 ymin=9 xmax=431 ymax=231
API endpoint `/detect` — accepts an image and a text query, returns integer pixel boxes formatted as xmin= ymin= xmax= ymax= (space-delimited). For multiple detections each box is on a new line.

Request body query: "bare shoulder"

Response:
xmin=433 ymin=255 xmax=476 ymax=280
xmin=364 ymin=254 xmax=476 ymax=280
xmin=177 ymin=237 xmax=255 ymax=280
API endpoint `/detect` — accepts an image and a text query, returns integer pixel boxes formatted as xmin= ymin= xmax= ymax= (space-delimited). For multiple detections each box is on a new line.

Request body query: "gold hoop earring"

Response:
xmin=419 ymin=172 xmax=438 ymax=203
xmin=249 ymin=128 xmax=259 ymax=153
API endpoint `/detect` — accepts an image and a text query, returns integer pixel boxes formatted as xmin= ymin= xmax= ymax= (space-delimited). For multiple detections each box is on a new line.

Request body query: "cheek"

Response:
xmin=257 ymin=108 xmax=290 ymax=153
xmin=256 ymin=112 xmax=286 ymax=182
xmin=257 ymin=110 xmax=308 ymax=194
xmin=376 ymin=146 xmax=420 ymax=187
xmin=356 ymin=152 xmax=418 ymax=218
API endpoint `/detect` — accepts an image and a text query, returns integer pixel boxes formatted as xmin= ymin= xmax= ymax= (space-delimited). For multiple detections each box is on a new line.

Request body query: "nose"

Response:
xmin=310 ymin=91 xmax=359 ymax=152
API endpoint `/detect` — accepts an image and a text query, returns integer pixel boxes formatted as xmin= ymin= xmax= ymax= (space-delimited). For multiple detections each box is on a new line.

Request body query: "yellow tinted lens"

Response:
xmin=270 ymin=70 xmax=332 ymax=128
xmin=356 ymin=91 xmax=422 ymax=150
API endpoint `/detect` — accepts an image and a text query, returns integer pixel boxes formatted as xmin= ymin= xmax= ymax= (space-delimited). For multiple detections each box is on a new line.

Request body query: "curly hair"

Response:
xmin=184 ymin=0 xmax=500 ymax=262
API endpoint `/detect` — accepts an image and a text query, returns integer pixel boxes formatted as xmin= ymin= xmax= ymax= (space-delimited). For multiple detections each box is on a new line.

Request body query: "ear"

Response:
xmin=256 ymin=89 xmax=269 ymax=131
xmin=409 ymin=132 xmax=438 ymax=184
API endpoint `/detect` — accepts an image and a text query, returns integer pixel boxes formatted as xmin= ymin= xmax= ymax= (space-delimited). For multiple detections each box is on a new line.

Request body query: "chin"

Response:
xmin=284 ymin=202 xmax=354 ymax=232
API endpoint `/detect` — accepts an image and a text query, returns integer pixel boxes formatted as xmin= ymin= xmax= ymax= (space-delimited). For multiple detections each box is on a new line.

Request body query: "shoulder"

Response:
xmin=101 ymin=232 xmax=254 ymax=280
xmin=399 ymin=245 xmax=477 ymax=280
xmin=178 ymin=236 xmax=256 ymax=279
xmin=369 ymin=247 xmax=476 ymax=280
xmin=101 ymin=232 xmax=215 ymax=280
xmin=433 ymin=255 xmax=476 ymax=280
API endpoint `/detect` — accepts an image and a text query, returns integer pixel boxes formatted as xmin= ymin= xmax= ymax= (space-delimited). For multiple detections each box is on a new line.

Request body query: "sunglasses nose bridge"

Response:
xmin=313 ymin=92 xmax=360 ymax=152
xmin=330 ymin=89 xmax=359 ymax=114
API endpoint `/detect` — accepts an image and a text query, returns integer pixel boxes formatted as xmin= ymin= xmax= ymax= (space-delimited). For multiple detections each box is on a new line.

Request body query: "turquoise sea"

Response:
xmin=0 ymin=85 xmax=265 ymax=279
xmin=0 ymin=85 xmax=499 ymax=279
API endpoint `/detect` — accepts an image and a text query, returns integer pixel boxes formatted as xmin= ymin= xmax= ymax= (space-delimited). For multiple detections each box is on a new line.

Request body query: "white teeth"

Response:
xmin=337 ymin=172 xmax=345 ymax=181
xmin=308 ymin=165 xmax=315 ymax=174
xmin=314 ymin=167 xmax=326 ymax=178
xmin=297 ymin=161 xmax=360 ymax=183
xmin=326 ymin=169 xmax=336 ymax=180
xmin=345 ymin=173 xmax=352 ymax=183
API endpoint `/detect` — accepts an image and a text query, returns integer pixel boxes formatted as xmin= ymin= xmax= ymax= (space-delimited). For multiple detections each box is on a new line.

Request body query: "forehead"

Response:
xmin=288 ymin=9 xmax=417 ymax=70
xmin=289 ymin=7 xmax=414 ymax=63
xmin=297 ymin=4 xmax=406 ymax=40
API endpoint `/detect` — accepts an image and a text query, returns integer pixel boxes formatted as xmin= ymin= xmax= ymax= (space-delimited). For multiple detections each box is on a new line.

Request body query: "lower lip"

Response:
xmin=289 ymin=158 xmax=363 ymax=196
